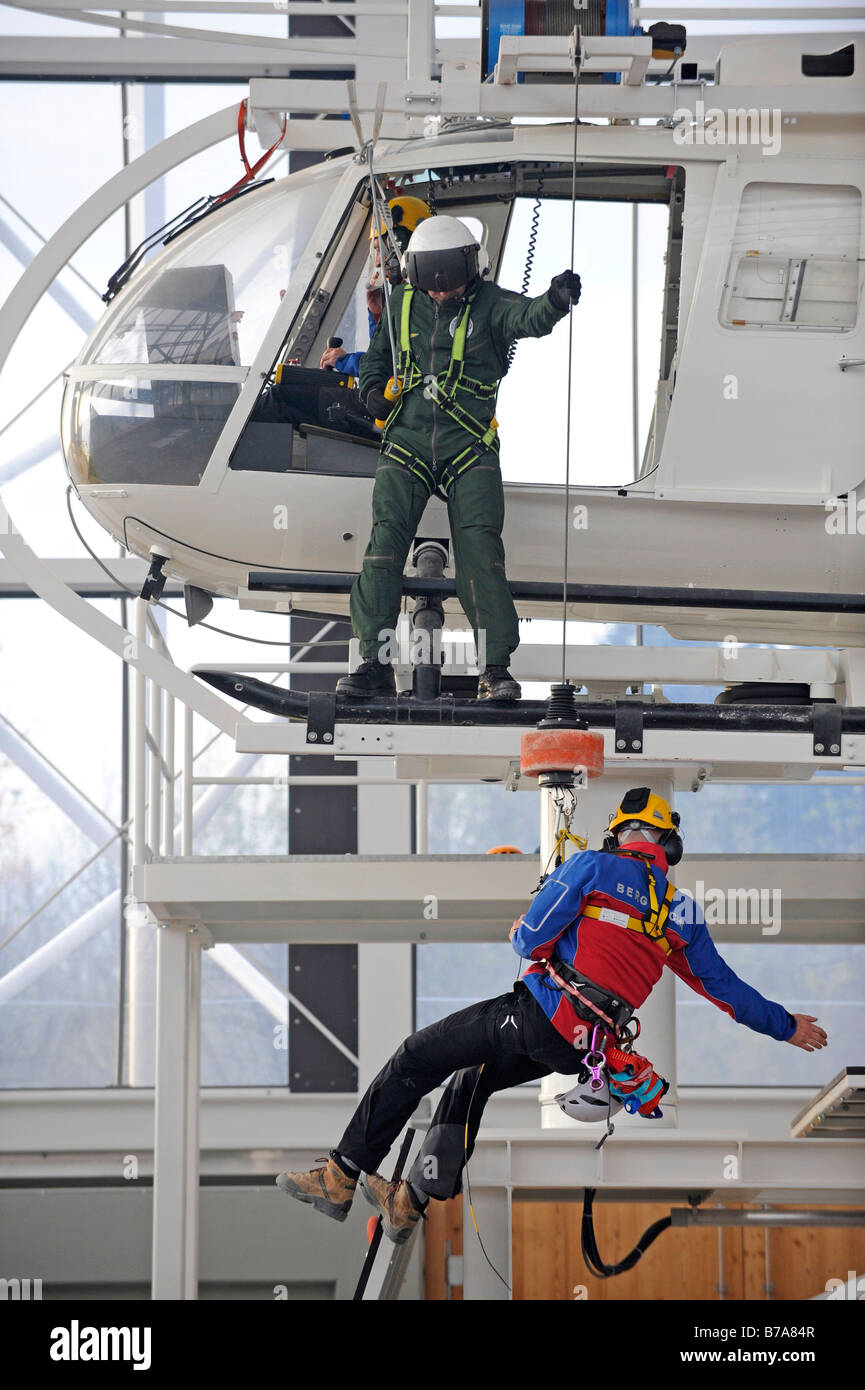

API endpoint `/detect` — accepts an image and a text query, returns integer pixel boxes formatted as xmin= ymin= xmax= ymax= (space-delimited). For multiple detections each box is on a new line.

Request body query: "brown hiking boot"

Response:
xmin=360 ymin=1172 xmax=427 ymax=1244
xmin=275 ymin=1153 xmax=357 ymax=1222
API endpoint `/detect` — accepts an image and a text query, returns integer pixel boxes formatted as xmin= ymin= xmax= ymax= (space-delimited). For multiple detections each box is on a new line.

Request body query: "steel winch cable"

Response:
xmin=365 ymin=148 xmax=400 ymax=386
xmin=560 ymin=34 xmax=581 ymax=686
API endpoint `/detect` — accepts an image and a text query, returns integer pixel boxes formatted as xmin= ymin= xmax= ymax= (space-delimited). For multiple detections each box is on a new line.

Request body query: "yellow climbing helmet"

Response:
xmin=603 ymin=787 xmax=683 ymax=866
xmin=369 ymin=195 xmax=431 ymax=249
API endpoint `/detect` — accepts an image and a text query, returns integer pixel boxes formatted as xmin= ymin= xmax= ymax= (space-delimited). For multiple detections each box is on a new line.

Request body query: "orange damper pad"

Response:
xmin=520 ymin=727 xmax=605 ymax=779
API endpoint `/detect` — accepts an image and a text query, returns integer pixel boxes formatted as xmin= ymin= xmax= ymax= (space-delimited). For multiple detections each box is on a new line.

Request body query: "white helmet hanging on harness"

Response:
xmin=556 ymin=1074 xmax=623 ymax=1123
xmin=402 ymin=215 xmax=490 ymax=293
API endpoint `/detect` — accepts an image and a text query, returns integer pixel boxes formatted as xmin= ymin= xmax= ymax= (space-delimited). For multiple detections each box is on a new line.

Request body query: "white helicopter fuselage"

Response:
xmin=63 ymin=112 xmax=865 ymax=645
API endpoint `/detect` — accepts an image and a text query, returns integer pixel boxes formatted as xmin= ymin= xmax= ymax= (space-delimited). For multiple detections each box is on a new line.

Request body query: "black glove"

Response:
xmin=548 ymin=270 xmax=582 ymax=311
xmin=363 ymin=385 xmax=392 ymax=421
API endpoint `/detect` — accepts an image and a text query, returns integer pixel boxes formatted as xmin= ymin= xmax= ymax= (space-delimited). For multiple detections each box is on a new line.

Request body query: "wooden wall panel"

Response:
xmin=510 ymin=1200 xmax=865 ymax=1303
xmin=424 ymin=1195 xmax=463 ymax=1301
xmin=765 ymin=1204 xmax=865 ymax=1302
xmin=512 ymin=1199 xmax=721 ymax=1301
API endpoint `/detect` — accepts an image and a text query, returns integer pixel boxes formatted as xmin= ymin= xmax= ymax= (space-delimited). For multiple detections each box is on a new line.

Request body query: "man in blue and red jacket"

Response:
xmin=513 ymin=787 xmax=799 ymax=1051
xmin=276 ymin=788 xmax=827 ymax=1244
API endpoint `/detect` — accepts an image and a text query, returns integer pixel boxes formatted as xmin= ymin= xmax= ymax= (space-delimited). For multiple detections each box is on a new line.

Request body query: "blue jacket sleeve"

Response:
xmin=332 ymin=308 xmax=377 ymax=377
xmin=334 ymin=350 xmax=364 ymax=375
xmin=511 ymin=854 xmax=596 ymax=962
xmin=666 ymin=891 xmax=796 ymax=1041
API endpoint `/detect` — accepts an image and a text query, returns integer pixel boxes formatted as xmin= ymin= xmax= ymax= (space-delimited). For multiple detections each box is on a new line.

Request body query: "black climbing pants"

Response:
xmin=336 ymin=982 xmax=588 ymax=1201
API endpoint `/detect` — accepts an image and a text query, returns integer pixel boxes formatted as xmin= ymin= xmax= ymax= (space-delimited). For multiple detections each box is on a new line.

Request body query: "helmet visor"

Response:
xmin=405 ymin=244 xmax=477 ymax=293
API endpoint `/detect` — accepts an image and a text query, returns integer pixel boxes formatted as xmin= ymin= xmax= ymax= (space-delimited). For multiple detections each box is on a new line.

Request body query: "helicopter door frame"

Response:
xmin=302 ymin=176 xmax=516 ymax=371
xmin=304 ymin=207 xmax=380 ymax=369
xmin=197 ymin=160 xmax=364 ymax=495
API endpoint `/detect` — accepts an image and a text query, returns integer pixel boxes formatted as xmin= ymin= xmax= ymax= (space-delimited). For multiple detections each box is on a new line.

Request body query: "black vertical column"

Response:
xmin=286 ymin=3 xmax=359 ymax=1093
xmin=288 ymin=616 xmax=358 ymax=1091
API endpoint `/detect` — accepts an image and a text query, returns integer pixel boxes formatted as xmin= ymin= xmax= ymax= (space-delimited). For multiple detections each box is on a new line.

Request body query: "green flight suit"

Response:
xmin=353 ymin=278 xmax=567 ymax=666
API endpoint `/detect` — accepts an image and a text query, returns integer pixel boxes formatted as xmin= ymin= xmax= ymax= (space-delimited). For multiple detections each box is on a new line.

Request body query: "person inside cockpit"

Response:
xmin=318 ymin=195 xmax=431 ymax=376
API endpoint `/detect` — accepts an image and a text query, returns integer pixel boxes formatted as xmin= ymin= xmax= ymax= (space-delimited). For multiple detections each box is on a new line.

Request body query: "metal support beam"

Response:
xmin=462 ymin=1184 xmax=511 ymax=1301
xmin=356 ymin=761 xmax=413 ymax=1094
xmin=0 ymin=713 xmax=119 ymax=847
xmin=134 ymin=853 xmax=865 ymax=946
xmin=151 ymin=923 xmax=202 ymax=1300
xmin=670 ymin=1207 xmax=865 ymax=1228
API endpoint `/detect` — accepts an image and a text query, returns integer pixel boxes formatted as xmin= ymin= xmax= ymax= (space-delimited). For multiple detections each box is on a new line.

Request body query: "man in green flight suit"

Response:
xmin=336 ymin=213 xmax=582 ymax=701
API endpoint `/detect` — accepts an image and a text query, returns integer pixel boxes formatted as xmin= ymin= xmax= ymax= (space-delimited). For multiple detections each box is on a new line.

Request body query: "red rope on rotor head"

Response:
xmin=213 ymin=99 xmax=287 ymax=207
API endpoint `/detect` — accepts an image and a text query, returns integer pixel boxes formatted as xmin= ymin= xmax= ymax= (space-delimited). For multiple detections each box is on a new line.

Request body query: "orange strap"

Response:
xmin=213 ymin=100 xmax=287 ymax=207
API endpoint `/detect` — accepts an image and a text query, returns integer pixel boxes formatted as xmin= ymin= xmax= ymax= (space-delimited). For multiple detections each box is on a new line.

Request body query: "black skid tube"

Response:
xmin=195 ymin=670 xmax=865 ymax=733
xmin=248 ymin=570 xmax=865 ymax=616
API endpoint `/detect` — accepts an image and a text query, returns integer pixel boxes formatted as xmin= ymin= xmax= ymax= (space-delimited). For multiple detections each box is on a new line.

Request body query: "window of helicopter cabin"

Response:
xmin=66 ymin=175 xmax=336 ymax=485
xmin=493 ymin=185 xmax=673 ymax=488
xmin=721 ymin=182 xmax=862 ymax=331
xmin=62 ymin=376 xmax=240 ymax=487
xmin=84 ymin=177 xmax=335 ymax=369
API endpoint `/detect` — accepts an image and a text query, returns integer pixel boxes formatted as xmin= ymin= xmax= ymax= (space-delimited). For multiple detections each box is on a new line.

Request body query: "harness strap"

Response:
xmin=380 ymin=439 xmax=497 ymax=499
xmin=582 ymin=893 xmax=675 ymax=957
xmin=387 ymin=286 xmax=500 ymax=466
xmin=541 ymin=959 xmax=635 ymax=1036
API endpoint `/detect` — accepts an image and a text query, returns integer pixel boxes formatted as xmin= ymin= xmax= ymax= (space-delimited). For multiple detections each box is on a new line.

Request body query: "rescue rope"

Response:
xmin=365 ymin=148 xmax=400 ymax=385
xmin=463 ymin=1063 xmax=511 ymax=1292
xmin=560 ymin=35 xmax=582 ymax=685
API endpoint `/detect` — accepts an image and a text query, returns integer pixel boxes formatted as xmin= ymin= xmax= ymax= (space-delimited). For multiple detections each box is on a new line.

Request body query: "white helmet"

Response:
xmin=403 ymin=215 xmax=489 ymax=293
xmin=556 ymin=1076 xmax=623 ymax=1124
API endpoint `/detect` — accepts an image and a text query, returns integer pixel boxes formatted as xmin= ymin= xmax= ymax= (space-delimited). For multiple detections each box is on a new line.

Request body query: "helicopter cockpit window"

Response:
xmin=82 ymin=176 xmax=334 ymax=368
xmin=62 ymin=378 xmax=239 ymax=487
xmin=722 ymin=182 xmax=862 ymax=331
xmin=90 ymin=266 xmax=241 ymax=367
xmin=64 ymin=174 xmax=337 ymax=487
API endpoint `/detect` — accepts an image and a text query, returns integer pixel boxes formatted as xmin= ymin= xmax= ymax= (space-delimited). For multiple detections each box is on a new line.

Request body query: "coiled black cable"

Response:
xmin=581 ymin=1186 xmax=672 ymax=1278
xmin=521 ymin=169 xmax=544 ymax=297
xmin=507 ymin=167 xmax=545 ymax=367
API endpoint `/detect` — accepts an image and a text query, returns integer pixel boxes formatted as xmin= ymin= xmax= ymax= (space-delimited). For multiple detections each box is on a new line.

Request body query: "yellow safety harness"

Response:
xmin=380 ymin=286 xmax=500 ymax=496
xmin=582 ymin=867 xmax=677 ymax=957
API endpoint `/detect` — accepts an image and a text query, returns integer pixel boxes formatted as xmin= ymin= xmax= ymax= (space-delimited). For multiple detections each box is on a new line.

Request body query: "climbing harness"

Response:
xmin=378 ymin=285 xmax=500 ymax=496
xmin=582 ymin=860 xmax=678 ymax=959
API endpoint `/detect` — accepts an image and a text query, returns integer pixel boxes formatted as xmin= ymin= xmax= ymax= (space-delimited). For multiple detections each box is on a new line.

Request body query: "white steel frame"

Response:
xmin=1 ymin=3 xmax=863 ymax=1299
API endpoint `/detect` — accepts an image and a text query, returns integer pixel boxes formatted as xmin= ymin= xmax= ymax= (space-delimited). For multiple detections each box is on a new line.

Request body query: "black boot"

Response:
xmin=336 ymin=659 xmax=396 ymax=699
xmin=477 ymin=666 xmax=521 ymax=701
